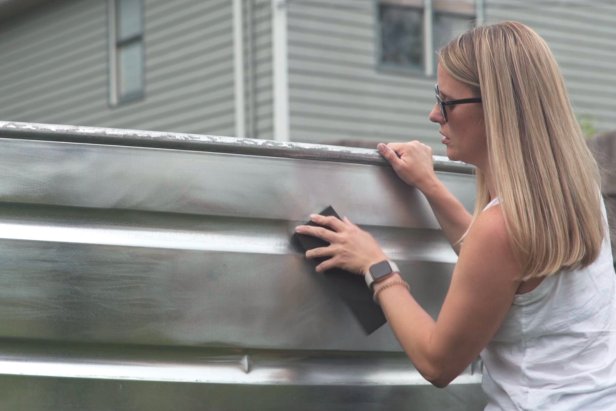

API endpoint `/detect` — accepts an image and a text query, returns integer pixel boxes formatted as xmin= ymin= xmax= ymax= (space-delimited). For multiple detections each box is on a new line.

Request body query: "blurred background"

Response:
xmin=0 ymin=0 xmax=615 ymax=152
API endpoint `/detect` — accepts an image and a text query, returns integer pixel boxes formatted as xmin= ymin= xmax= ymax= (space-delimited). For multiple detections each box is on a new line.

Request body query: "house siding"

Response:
xmin=0 ymin=0 xmax=239 ymax=137
xmin=287 ymin=0 xmax=443 ymax=151
xmin=0 ymin=0 xmax=108 ymax=125
xmin=484 ymin=1 xmax=616 ymax=134
xmin=287 ymin=0 xmax=616 ymax=152
xmin=0 ymin=1 xmax=614 ymax=145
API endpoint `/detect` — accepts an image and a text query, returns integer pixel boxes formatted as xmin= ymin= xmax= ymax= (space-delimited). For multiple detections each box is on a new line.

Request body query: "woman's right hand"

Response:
xmin=377 ymin=141 xmax=438 ymax=192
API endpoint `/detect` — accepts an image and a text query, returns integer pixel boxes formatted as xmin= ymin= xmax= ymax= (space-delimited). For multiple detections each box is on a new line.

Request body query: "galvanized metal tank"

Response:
xmin=0 ymin=122 xmax=484 ymax=410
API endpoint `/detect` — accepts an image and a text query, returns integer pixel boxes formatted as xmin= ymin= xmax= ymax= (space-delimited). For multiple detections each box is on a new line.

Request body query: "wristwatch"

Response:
xmin=364 ymin=260 xmax=400 ymax=290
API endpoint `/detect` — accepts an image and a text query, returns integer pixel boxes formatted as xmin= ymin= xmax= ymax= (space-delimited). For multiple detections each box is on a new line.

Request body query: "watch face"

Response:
xmin=370 ymin=260 xmax=393 ymax=280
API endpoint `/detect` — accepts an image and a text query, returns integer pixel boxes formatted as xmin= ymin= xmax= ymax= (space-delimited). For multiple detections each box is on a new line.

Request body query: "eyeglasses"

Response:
xmin=435 ymin=84 xmax=482 ymax=122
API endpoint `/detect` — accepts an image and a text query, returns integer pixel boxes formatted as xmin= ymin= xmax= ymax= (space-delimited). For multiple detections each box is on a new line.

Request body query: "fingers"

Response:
xmin=315 ymin=257 xmax=340 ymax=273
xmin=295 ymin=212 xmax=353 ymax=241
xmin=309 ymin=214 xmax=346 ymax=231
xmin=295 ymin=224 xmax=337 ymax=243
xmin=377 ymin=143 xmax=403 ymax=166
xmin=296 ymin=214 xmax=386 ymax=275
xmin=298 ymin=245 xmax=336 ymax=273
xmin=305 ymin=245 xmax=334 ymax=260
xmin=382 ymin=142 xmax=406 ymax=152
xmin=379 ymin=141 xmax=434 ymax=169
xmin=380 ymin=140 xmax=430 ymax=153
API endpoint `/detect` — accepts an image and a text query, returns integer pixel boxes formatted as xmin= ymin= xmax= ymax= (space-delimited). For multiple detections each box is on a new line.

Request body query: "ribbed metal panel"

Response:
xmin=0 ymin=121 xmax=482 ymax=410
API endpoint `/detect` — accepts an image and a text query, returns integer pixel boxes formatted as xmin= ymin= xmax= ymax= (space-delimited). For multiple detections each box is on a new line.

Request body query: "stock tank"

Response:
xmin=0 ymin=121 xmax=484 ymax=410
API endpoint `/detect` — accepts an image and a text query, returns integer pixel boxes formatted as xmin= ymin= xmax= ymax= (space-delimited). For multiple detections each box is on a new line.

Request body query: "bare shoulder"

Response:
xmin=457 ymin=204 xmax=521 ymax=284
xmin=469 ymin=204 xmax=508 ymax=241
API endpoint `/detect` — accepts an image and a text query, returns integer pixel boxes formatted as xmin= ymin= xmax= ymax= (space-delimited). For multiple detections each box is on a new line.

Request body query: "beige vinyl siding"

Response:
xmin=485 ymin=0 xmax=616 ymax=135
xmin=0 ymin=0 xmax=107 ymax=124
xmin=287 ymin=0 xmax=441 ymax=152
xmin=0 ymin=0 xmax=237 ymax=137
xmin=120 ymin=0 xmax=235 ymax=135
xmin=287 ymin=0 xmax=616 ymax=151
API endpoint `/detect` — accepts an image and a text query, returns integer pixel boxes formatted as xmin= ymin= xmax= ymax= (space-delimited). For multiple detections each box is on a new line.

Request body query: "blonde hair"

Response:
xmin=440 ymin=21 xmax=603 ymax=279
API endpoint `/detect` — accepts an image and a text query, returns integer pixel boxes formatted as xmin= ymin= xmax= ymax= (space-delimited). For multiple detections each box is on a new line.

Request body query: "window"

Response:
xmin=378 ymin=0 xmax=478 ymax=76
xmin=109 ymin=0 xmax=145 ymax=105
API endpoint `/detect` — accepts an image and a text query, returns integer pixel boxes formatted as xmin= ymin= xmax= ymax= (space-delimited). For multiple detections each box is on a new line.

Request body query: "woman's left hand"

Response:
xmin=295 ymin=214 xmax=388 ymax=275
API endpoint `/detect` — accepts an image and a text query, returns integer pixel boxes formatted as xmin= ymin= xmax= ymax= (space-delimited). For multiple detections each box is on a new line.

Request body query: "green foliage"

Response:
xmin=578 ymin=114 xmax=597 ymax=139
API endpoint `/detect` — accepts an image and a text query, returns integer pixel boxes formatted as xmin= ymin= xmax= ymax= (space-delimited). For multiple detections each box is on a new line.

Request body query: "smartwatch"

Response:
xmin=365 ymin=260 xmax=400 ymax=290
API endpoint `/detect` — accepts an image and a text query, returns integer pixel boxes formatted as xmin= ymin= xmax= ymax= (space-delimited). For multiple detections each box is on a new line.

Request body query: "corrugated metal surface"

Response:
xmin=0 ymin=121 xmax=484 ymax=410
xmin=484 ymin=0 xmax=616 ymax=133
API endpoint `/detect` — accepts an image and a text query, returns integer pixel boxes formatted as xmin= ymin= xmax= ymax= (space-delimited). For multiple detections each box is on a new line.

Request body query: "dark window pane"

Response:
xmin=434 ymin=12 xmax=475 ymax=52
xmin=379 ymin=4 xmax=423 ymax=69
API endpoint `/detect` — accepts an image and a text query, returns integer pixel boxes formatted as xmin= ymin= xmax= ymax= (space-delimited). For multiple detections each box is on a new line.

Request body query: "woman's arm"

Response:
xmin=376 ymin=205 xmax=520 ymax=386
xmin=296 ymin=205 xmax=521 ymax=387
xmin=378 ymin=142 xmax=472 ymax=254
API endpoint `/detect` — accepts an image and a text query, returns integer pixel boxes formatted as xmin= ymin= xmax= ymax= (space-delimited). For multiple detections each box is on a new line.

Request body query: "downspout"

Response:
xmin=246 ymin=0 xmax=256 ymax=138
xmin=272 ymin=0 xmax=289 ymax=142
xmin=423 ymin=0 xmax=433 ymax=77
xmin=233 ymin=0 xmax=246 ymax=138
xmin=107 ymin=0 xmax=118 ymax=106
xmin=476 ymin=0 xmax=485 ymax=26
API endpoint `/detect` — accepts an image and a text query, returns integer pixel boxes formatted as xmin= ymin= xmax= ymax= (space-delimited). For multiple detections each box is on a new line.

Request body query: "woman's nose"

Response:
xmin=429 ymin=103 xmax=444 ymax=124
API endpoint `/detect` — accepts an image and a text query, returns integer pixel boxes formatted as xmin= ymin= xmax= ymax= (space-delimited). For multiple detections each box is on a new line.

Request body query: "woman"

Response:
xmin=295 ymin=21 xmax=616 ymax=410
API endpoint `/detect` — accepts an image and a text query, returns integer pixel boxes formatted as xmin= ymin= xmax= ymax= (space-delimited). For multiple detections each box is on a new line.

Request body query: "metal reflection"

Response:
xmin=0 ymin=122 xmax=482 ymax=410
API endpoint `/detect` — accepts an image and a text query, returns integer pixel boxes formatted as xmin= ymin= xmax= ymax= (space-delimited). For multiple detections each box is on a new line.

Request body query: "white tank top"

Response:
xmin=480 ymin=199 xmax=616 ymax=410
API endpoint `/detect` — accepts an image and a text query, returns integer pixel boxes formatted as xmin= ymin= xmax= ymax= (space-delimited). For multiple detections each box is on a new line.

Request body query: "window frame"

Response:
xmin=376 ymin=2 xmax=426 ymax=76
xmin=108 ymin=0 xmax=145 ymax=106
xmin=375 ymin=0 xmax=483 ymax=77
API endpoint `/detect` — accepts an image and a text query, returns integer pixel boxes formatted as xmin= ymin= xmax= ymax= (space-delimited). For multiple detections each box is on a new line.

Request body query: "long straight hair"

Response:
xmin=440 ymin=21 xmax=603 ymax=279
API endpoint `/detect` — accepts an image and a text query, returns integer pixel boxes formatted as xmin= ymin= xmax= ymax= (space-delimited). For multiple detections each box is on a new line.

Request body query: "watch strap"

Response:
xmin=365 ymin=260 xmax=400 ymax=289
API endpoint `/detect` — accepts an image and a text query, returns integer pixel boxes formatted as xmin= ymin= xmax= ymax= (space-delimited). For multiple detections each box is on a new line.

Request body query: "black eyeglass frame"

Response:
xmin=435 ymin=84 xmax=482 ymax=122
